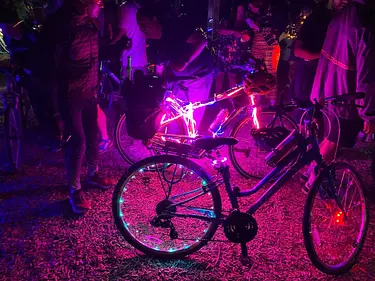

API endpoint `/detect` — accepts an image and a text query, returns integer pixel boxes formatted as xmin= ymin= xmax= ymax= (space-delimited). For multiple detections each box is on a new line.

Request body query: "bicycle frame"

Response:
xmin=166 ymin=104 xmax=347 ymax=222
xmin=159 ymin=85 xmax=259 ymax=139
xmin=0 ymin=69 xmax=19 ymax=110
xmin=167 ymin=131 xmax=326 ymax=223
xmin=100 ymin=61 xmax=121 ymax=86
xmin=99 ymin=61 xmax=121 ymax=111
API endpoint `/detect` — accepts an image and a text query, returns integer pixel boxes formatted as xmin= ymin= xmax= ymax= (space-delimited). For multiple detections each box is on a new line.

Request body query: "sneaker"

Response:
xmin=98 ymin=139 xmax=112 ymax=154
xmin=300 ymin=172 xmax=309 ymax=183
xmin=70 ymin=190 xmax=91 ymax=214
xmin=302 ymin=182 xmax=310 ymax=194
xmin=86 ymin=172 xmax=114 ymax=190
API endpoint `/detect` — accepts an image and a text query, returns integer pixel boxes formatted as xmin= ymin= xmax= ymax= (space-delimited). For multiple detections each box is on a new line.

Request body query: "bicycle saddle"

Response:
xmin=194 ymin=137 xmax=238 ymax=151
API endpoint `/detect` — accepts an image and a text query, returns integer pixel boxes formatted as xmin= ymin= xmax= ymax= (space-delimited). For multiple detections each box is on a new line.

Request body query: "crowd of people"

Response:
xmin=1 ymin=0 xmax=374 ymax=213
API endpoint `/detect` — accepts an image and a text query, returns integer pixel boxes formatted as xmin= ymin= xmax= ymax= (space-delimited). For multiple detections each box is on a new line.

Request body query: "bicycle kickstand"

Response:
xmin=239 ymin=242 xmax=252 ymax=267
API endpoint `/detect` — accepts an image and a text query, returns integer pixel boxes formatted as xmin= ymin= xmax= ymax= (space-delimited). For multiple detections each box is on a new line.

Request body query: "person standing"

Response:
xmin=305 ymin=0 xmax=375 ymax=191
xmin=246 ymin=0 xmax=281 ymax=106
xmin=110 ymin=0 xmax=147 ymax=78
xmin=137 ymin=7 xmax=214 ymax=135
xmin=216 ymin=2 xmax=251 ymax=94
xmin=290 ymin=0 xmax=334 ymax=121
xmin=55 ymin=0 xmax=114 ymax=213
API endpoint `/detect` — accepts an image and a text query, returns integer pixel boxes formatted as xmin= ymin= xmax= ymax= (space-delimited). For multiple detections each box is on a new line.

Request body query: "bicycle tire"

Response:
xmin=303 ymin=162 xmax=369 ymax=274
xmin=115 ymin=112 xmax=186 ymax=165
xmin=4 ymin=104 xmax=23 ymax=172
xmin=112 ymin=154 xmax=222 ymax=258
xmin=229 ymin=111 xmax=298 ymax=180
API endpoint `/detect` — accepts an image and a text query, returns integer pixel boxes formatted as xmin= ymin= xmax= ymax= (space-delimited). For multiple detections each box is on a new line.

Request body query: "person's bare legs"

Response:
xmin=97 ymin=105 xmax=111 ymax=153
xmin=305 ymin=138 xmax=337 ymax=190
xmin=97 ymin=105 xmax=109 ymax=140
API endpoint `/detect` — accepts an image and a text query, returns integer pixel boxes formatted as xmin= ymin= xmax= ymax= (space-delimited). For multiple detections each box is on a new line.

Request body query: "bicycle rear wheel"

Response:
xmin=303 ymin=162 xmax=368 ymax=274
xmin=112 ymin=155 xmax=222 ymax=258
xmin=115 ymin=111 xmax=186 ymax=165
xmin=5 ymin=103 xmax=23 ymax=172
xmin=229 ymin=111 xmax=298 ymax=179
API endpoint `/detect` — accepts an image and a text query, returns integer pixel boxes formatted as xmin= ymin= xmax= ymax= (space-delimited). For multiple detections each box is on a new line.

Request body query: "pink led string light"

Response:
xmin=250 ymin=95 xmax=260 ymax=129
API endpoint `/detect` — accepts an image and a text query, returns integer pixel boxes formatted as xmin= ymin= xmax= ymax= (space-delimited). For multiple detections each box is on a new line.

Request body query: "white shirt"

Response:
xmin=119 ymin=2 xmax=147 ymax=68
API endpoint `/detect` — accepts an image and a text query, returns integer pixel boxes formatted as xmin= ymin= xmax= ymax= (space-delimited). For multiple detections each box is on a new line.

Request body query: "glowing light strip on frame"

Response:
xmin=250 ymin=95 xmax=260 ymax=129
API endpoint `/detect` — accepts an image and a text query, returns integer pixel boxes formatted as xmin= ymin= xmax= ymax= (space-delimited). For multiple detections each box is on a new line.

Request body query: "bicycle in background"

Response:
xmin=0 ymin=66 xmax=34 ymax=172
xmin=115 ymin=58 xmax=299 ymax=179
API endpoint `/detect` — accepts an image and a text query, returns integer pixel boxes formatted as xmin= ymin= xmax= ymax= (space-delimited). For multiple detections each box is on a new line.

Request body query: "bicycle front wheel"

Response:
xmin=112 ymin=155 xmax=222 ymax=258
xmin=115 ymin=111 xmax=186 ymax=165
xmin=5 ymin=104 xmax=23 ymax=172
xmin=303 ymin=162 xmax=368 ymax=274
xmin=229 ymin=111 xmax=298 ymax=179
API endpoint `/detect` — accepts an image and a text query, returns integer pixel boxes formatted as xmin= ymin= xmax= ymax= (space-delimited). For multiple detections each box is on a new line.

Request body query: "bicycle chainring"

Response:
xmin=223 ymin=211 xmax=258 ymax=243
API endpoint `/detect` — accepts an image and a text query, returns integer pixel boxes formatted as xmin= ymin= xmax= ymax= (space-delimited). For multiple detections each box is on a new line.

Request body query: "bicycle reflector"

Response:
xmin=335 ymin=211 xmax=345 ymax=225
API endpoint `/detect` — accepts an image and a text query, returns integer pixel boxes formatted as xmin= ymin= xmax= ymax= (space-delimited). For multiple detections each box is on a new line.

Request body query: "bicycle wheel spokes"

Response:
xmin=230 ymin=112 xmax=297 ymax=179
xmin=117 ymin=161 xmax=217 ymax=253
xmin=307 ymin=166 xmax=367 ymax=272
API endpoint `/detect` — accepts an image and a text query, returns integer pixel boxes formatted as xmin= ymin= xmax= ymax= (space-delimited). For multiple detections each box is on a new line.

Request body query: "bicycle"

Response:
xmin=98 ymin=60 xmax=122 ymax=113
xmin=0 ymin=66 xmax=34 ymax=172
xmin=115 ymin=62 xmax=298 ymax=179
xmin=112 ymin=93 xmax=368 ymax=274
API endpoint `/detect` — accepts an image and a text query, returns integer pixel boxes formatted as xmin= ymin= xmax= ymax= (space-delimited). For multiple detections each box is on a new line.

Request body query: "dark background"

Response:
xmin=0 ymin=0 xmax=316 ymax=25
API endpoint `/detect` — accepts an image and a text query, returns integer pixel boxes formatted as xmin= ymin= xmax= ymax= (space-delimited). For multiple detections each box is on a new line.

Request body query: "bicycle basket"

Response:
xmin=250 ymin=126 xmax=292 ymax=151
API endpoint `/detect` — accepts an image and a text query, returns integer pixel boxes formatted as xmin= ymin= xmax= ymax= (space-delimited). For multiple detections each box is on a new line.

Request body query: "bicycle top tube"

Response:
xmin=165 ymin=85 xmax=245 ymax=112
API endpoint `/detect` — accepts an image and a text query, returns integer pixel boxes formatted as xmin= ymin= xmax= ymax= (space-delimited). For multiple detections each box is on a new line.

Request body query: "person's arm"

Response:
xmin=245 ymin=18 xmax=260 ymax=31
xmin=294 ymin=39 xmax=321 ymax=60
xmin=110 ymin=27 xmax=126 ymax=45
xmin=172 ymin=28 xmax=208 ymax=71
xmin=357 ymin=26 xmax=375 ymax=132
xmin=109 ymin=4 xmax=134 ymax=45
xmin=179 ymin=29 xmax=208 ymax=71
xmin=218 ymin=28 xmax=241 ymax=37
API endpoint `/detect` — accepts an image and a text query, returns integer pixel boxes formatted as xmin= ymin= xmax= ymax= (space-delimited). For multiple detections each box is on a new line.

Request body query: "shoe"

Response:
xmin=300 ymin=172 xmax=308 ymax=182
xmin=302 ymin=182 xmax=310 ymax=194
xmin=70 ymin=190 xmax=91 ymax=214
xmin=86 ymin=172 xmax=114 ymax=190
xmin=98 ymin=139 xmax=112 ymax=154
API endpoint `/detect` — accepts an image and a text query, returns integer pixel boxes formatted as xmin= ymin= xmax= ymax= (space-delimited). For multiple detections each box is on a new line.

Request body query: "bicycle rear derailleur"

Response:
xmin=223 ymin=210 xmax=258 ymax=266
xmin=150 ymin=199 xmax=178 ymax=239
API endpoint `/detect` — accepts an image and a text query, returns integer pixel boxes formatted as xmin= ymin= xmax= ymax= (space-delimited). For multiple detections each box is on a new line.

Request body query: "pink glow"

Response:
xmin=250 ymin=95 xmax=260 ymax=129
xmin=160 ymin=86 xmax=252 ymax=139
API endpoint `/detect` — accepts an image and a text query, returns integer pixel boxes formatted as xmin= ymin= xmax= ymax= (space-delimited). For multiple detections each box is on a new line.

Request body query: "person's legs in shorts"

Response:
xmin=97 ymin=104 xmax=111 ymax=153
xmin=61 ymin=101 xmax=91 ymax=213
xmin=84 ymin=99 xmax=115 ymax=189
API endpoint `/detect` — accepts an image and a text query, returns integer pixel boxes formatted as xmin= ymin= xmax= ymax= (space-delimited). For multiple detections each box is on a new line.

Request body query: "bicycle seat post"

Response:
xmin=211 ymin=149 xmax=228 ymax=170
